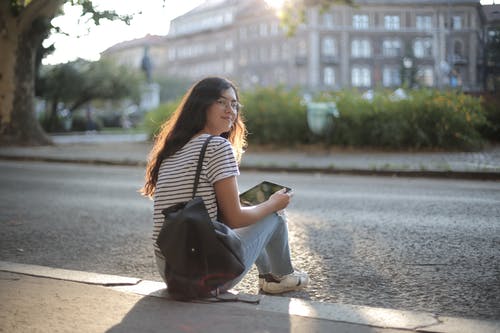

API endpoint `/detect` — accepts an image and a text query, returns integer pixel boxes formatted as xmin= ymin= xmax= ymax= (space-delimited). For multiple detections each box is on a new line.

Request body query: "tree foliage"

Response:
xmin=37 ymin=59 xmax=143 ymax=131
xmin=39 ymin=59 xmax=142 ymax=110
xmin=0 ymin=0 xmax=133 ymax=145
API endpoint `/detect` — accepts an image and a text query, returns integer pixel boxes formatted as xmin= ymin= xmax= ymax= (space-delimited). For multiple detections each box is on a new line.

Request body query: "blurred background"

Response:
xmin=2 ymin=0 xmax=499 ymax=150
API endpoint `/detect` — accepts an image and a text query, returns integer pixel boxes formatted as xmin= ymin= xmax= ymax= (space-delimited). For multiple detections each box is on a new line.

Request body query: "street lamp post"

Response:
xmin=403 ymin=56 xmax=413 ymax=87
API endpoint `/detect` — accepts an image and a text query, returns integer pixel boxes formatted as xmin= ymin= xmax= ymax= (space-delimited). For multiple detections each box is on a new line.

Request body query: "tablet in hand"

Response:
xmin=239 ymin=181 xmax=291 ymax=206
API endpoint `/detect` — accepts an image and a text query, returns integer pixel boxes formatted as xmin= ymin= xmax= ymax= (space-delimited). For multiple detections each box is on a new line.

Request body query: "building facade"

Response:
xmin=103 ymin=0 xmax=490 ymax=93
xmin=482 ymin=4 xmax=500 ymax=91
xmin=101 ymin=34 xmax=168 ymax=72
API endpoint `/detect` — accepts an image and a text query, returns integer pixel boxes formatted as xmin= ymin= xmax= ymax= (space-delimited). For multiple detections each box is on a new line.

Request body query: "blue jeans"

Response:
xmin=221 ymin=212 xmax=294 ymax=291
xmin=155 ymin=213 xmax=294 ymax=291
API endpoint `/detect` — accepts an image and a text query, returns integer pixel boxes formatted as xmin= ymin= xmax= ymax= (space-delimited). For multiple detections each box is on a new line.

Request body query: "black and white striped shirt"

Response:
xmin=152 ymin=134 xmax=239 ymax=242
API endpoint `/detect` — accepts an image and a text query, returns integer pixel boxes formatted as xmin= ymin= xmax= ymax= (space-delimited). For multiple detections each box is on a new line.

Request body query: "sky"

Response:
xmin=43 ymin=0 xmax=497 ymax=65
xmin=43 ymin=0 xmax=204 ymax=65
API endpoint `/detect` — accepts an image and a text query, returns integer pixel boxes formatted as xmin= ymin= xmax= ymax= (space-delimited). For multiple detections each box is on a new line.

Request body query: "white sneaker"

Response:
xmin=259 ymin=271 xmax=309 ymax=294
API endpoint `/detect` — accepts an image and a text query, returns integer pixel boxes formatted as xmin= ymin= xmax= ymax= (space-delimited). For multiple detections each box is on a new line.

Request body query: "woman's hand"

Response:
xmin=268 ymin=188 xmax=293 ymax=211
xmin=215 ymin=177 xmax=293 ymax=228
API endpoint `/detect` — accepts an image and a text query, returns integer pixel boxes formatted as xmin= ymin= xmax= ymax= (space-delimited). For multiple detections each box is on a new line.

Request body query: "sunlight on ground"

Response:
xmin=357 ymin=306 xmax=416 ymax=327
xmin=288 ymin=298 xmax=318 ymax=317
xmin=287 ymin=298 xmax=434 ymax=330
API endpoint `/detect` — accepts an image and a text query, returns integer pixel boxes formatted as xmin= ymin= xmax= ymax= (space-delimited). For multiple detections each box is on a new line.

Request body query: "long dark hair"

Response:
xmin=140 ymin=77 xmax=247 ymax=198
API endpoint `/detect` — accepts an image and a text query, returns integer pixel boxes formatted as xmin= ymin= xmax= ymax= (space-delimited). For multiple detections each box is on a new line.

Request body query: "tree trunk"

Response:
xmin=48 ymin=97 xmax=59 ymax=132
xmin=0 ymin=0 xmax=63 ymax=146
xmin=0 ymin=4 xmax=17 ymax=141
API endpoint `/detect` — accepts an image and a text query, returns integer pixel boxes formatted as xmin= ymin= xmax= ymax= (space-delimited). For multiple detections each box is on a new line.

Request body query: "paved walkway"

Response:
xmin=0 ymin=133 xmax=499 ymax=179
xmin=1 ymin=261 xmax=499 ymax=333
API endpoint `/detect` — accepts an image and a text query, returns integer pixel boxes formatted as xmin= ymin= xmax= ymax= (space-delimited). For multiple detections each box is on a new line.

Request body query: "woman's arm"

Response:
xmin=214 ymin=176 xmax=291 ymax=228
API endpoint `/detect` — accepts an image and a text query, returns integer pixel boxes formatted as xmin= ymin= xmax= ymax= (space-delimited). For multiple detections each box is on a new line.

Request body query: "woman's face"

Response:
xmin=203 ymin=88 xmax=239 ymax=135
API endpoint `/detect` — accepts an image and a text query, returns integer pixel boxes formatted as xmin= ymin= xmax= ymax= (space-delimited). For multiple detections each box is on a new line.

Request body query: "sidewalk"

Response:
xmin=1 ymin=261 xmax=499 ymax=333
xmin=0 ymin=133 xmax=499 ymax=179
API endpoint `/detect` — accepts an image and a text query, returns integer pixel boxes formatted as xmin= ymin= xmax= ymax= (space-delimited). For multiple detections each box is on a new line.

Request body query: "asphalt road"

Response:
xmin=0 ymin=160 xmax=499 ymax=321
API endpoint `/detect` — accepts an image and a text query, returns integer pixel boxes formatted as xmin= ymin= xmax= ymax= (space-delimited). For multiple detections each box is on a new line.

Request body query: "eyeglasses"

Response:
xmin=215 ymin=98 xmax=242 ymax=111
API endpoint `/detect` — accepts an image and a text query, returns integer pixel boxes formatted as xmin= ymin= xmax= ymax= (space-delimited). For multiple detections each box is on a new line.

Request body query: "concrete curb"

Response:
xmin=1 ymin=154 xmax=499 ymax=180
xmin=240 ymin=165 xmax=500 ymax=180
xmin=0 ymin=261 xmax=140 ymax=286
xmin=1 ymin=261 xmax=499 ymax=333
xmin=0 ymin=154 xmax=146 ymax=167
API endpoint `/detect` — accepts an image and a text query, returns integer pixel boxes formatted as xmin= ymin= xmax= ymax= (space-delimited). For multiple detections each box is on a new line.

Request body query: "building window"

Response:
xmin=274 ymin=67 xmax=286 ymax=83
xmin=351 ymin=39 xmax=371 ymax=58
xmin=382 ymin=67 xmax=401 ymax=87
xmin=250 ymin=48 xmax=258 ymax=63
xmin=322 ymin=37 xmax=336 ymax=56
xmin=248 ymin=24 xmax=259 ymax=38
xmin=322 ymin=13 xmax=334 ymax=28
xmin=239 ymin=27 xmax=247 ymax=40
xmin=207 ymin=43 xmax=217 ymax=54
xmin=324 ymin=67 xmax=335 ymax=86
xmin=270 ymin=44 xmax=279 ymax=61
xmin=239 ymin=48 xmax=248 ymax=66
xmin=259 ymin=46 xmax=267 ymax=61
xmin=225 ymin=59 xmax=233 ymax=73
xmin=168 ymin=48 xmax=176 ymax=61
xmin=281 ymin=42 xmax=289 ymax=60
xmin=298 ymin=68 xmax=307 ymax=85
xmin=384 ymin=15 xmax=400 ymax=30
xmin=225 ymin=39 xmax=233 ymax=51
xmin=382 ymin=39 xmax=401 ymax=57
xmin=454 ymin=40 xmax=463 ymax=57
xmin=417 ymin=66 xmax=434 ymax=87
xmin=452 ymin=39 xmax=465 ymax=63
xmin=413 ymin=38 xmax=432 ymax=58
xmin=260 ymin=23 xmax=268 ymax=36
xmin=353 ymin=14 xmax=369 ymax=29
xmin=352 ymin=67 xmax=371 ymax=87
xmin=270 ymin=21 xmax=280 ymax=35
xmin=452 ymin=15 xmax=462 ymax=30
xmin=177 ymin=44 xmax=206 ymax=59
xmin=224 ymin=12 xmax=233 ymax=23
xmin=297 ymin=39 xmax=307 ymax=56
xmin=416 ymin=15 xmax=432 ymax=30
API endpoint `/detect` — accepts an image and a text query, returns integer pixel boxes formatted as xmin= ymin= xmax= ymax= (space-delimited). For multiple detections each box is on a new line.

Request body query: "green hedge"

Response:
xmin=143 ymin=87 xmax=489 ymax=150
xmin=241 ymin=86 xmax=310 ymax=145
xmin=142 ymin=98 xmax=179 ymax=140
xmin=316 ymin=89 xmax=487 ymax=150
xmin=143 ymin=86 xmax=311 ymax=145
xmin=479 ymin=93 xmax=500 ymax=143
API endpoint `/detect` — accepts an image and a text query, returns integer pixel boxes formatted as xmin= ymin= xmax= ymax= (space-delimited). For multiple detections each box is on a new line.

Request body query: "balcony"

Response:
xmin=321 ymin=55 xmax=338 ymax=64
xmin=295 ymin=56 xmax=307 ymax=66
xmin=451 ymin=55 xmax=468 ymax=65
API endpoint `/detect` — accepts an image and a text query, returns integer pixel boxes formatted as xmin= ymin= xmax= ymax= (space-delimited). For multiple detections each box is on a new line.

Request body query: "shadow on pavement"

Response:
xmin=105 ymin=288 xmax=395 ymax=333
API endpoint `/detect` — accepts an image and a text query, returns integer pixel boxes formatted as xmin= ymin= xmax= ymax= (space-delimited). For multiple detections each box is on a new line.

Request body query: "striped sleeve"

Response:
xmin=205 ymin=136 xmax=239 ymax=184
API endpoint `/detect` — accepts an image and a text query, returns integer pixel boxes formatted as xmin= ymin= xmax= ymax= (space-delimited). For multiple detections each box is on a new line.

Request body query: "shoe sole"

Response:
xmin=260 ymin=277 xmax=308 ymax=294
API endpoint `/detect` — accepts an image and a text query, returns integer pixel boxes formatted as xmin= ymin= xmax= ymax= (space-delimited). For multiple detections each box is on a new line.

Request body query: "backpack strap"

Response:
xmin=192 ymin=135 xmax=214 ymax=198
